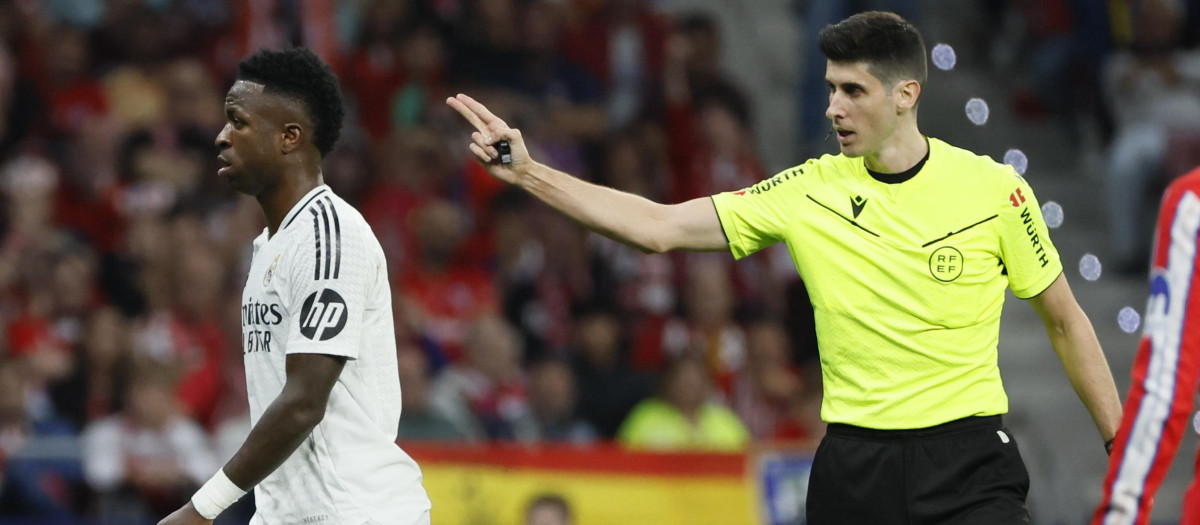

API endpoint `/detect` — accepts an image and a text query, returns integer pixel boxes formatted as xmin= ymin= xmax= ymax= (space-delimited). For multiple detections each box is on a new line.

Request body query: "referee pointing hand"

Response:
xmin=450 ymin=11 xmax=1121 ymax=524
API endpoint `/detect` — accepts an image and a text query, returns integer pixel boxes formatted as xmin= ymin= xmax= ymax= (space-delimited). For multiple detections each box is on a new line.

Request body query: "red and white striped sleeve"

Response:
xmin=1094 ymin=167 xmax=1200 ymax=525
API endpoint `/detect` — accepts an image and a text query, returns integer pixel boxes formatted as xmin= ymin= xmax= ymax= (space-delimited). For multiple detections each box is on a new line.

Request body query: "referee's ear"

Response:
xmin=894 ymin=79 xmax=921 ymax=114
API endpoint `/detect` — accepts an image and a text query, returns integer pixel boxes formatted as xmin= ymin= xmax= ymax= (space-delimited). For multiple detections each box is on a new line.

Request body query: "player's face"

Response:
xmin=824 ymin=61 xmax=899 ymax=158
xmin=215 ymin=80 xmax=280 ymax=196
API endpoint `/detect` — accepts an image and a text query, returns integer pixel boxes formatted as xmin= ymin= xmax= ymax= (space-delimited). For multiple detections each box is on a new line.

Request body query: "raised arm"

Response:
xmin=446 ymin=94 xmax=727 ymax=253
xmin=1028 ymin=274 xmax=1122 ymax=445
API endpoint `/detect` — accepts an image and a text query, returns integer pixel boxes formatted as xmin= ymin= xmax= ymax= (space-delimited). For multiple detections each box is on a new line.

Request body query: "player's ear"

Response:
xmin=895 ymin=79 xmax=921 ymax=114
xmin=281 ymin=123 xmax=303 ymax=154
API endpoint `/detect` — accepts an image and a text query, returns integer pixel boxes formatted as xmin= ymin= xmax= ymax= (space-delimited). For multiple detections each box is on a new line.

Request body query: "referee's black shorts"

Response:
xmin=806 ymin=415 xmax=1030 ymax=525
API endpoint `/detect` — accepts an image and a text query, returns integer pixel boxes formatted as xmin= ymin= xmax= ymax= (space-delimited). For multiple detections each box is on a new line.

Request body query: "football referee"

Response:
xmin=449 ymin=11 xmax=1121 ymax=524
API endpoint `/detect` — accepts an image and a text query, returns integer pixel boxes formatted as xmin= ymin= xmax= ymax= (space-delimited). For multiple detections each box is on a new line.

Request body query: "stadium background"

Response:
xmin=0 ymin=0 xmax=1197 ymax=523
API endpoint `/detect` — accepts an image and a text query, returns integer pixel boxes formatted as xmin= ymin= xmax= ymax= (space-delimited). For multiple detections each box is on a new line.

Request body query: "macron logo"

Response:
xmin=851 ymin=195 xmax=868 ymax=219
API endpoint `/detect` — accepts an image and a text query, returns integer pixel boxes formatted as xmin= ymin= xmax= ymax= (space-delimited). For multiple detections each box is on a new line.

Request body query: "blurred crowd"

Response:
xmin=0 ymin=1 xmax=821 ymax=522
xmin=0 ymin=0 xmax=1196 ymax=523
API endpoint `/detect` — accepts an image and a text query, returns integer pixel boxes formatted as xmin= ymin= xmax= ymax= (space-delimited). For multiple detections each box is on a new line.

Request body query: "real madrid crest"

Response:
xmin=263 ymin=254 xmax=281 ymax=287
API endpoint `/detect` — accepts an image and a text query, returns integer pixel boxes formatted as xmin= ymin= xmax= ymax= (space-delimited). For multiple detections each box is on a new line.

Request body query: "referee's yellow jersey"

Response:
xmin=712 ymin=137 xmax=1063 ymax=429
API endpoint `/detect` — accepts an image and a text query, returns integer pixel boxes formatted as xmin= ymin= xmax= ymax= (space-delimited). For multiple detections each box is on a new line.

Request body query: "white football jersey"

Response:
xmin=240 ymin=185 xmax=430 ymax=525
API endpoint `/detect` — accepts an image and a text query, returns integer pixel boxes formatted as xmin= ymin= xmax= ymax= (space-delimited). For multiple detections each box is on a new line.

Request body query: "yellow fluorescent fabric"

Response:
xmin=711 ymin=137 xmax=1062 ymax=429
xmin=617 ymin=399 xmax=752 ymax=451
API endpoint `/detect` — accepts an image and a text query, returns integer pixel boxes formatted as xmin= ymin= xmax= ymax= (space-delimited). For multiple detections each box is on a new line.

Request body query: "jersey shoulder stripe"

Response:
xmin=305 ymin=195 xmax=343 ymax=281
xmin=316 ymin=198 xmax=333 ymax=279
xmin=283 ymin=187 xmax=330 ymax=230
xmin=323 ymin=196 xmax=342 ymax=279
xmin=310 ymin=207 xmax=322 ymax=280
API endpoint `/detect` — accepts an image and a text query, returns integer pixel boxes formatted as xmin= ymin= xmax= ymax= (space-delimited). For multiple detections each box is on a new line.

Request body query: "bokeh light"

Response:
xmin=932 ymin=44 xmax=957 ymax=70
xmin=1118 ymin=306 xmax=1141 ymax=334
xmin=1042 ymin=201 xmax=1063 ymax=228
xmin=965 ymin=98 xmax=989 ymax=125
xmin=1004 ymin=148 xmax=1028 ymax=175
xmin=1080 ymin=254 xmax=1102 ymax=281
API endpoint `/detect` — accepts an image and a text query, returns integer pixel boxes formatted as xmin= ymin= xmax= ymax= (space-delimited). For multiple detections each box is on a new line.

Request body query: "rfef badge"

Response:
xmin=929 ymin=246 xmax=963 ymax=282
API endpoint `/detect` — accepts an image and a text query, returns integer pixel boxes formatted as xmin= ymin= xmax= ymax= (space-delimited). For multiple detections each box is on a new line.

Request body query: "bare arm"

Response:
xmin=519 ymin=163 xmax=726 ymax=253
xmin=160 ymin=353 xmax=345 ymax=524
xmin=446 ymin=94 xmax=727 ymax=253
xmin=1028 ymin=273 xmax=1122 ymax=444
xmin=223 ymin=353 xmax=346 ymax=488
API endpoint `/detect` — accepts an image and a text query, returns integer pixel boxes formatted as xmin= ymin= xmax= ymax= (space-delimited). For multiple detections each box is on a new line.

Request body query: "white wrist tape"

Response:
xmin=191 ymin=469 xmax=247 ymax=519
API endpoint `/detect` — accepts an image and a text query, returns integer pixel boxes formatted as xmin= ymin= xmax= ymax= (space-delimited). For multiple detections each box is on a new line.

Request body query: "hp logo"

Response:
xmin=299 ymin=289 xmax=349 ymax=341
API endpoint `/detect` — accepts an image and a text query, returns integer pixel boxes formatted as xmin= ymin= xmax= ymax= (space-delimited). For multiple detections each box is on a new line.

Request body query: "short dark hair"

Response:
xmin=818 ymin=11 xmax=927 ymax=89
xmin=237 ymin=48 xmax=345 ymax=156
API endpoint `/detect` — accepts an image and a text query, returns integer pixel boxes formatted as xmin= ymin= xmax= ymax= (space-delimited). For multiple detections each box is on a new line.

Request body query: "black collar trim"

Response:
xmin=866 ymin=139 xmax=930 ymax=184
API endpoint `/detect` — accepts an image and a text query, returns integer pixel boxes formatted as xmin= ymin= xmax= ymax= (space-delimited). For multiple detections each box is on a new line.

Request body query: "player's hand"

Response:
xmin=445 ymin=93 xmax=532 ymax=185
xmin=158 ymin=501 xmax=213 ymax=525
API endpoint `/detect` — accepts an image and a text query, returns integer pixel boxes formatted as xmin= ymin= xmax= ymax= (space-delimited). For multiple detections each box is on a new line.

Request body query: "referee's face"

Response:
xmin=825 ymin=61 xmax=898 ymax=158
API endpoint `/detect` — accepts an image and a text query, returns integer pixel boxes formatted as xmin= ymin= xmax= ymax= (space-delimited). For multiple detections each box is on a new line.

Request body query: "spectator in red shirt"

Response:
xmin=23 ymin=27 xmax=106 ymax=137
xmin=731 ymin=320 xmax=801 ymax=440
xmin=361 ymin=127 xmax=454 ymax=277
xmin=560 ymin=0 xmax=668 ymax=129
xmin=128 ymin=238 xmax=228 ymax=430
xmin=342 ymin=0 xmax=421 ymax=141
xmin=632 ymin=258 xmax=746 ymax=393
xmin=663 ymin=20 xmax=763 ymax=203
xmin=399 ymin=200 xmax=498 ymax=363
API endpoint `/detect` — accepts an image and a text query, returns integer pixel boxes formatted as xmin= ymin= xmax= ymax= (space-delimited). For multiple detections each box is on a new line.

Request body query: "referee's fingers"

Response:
xmin=468 ymin=142 xmax=494 ymax=163
xmin=445 ymin=96 xmax=489 ymax=136
xmin=499 ymin=128 xmax=522 ymax=146
xmin=455 ymin=93 xmax=503 ymax=127
xmin=471 ymin=132 xmax=500 ymax=158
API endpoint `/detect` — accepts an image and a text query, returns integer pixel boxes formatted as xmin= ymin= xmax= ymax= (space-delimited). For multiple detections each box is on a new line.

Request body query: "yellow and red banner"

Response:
xmin=405 ymin=442 xmax=766 ymax=525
